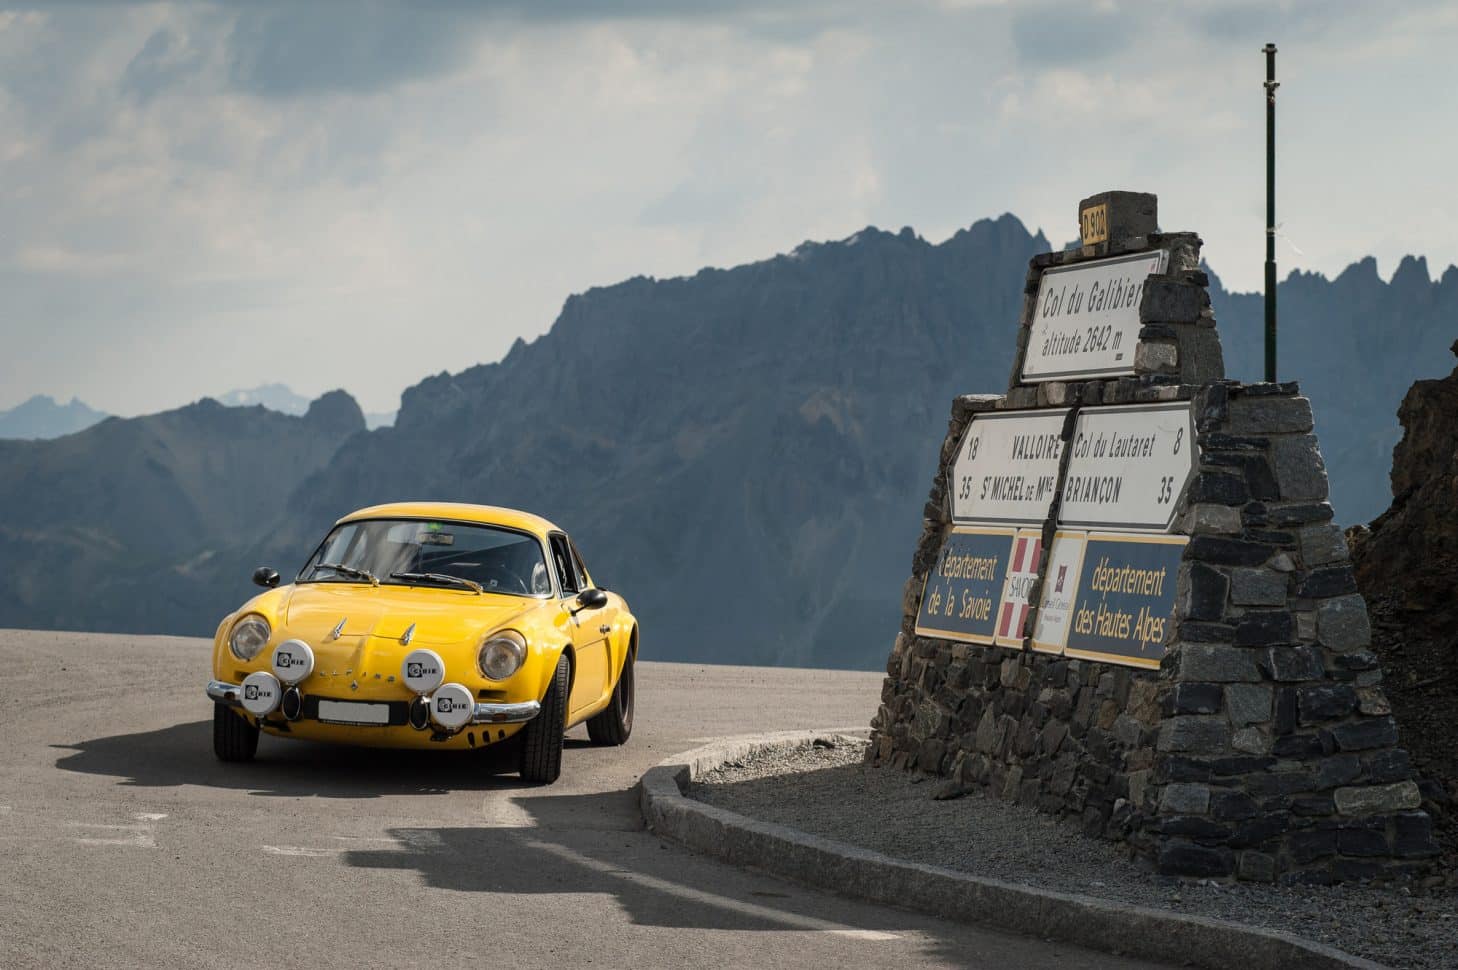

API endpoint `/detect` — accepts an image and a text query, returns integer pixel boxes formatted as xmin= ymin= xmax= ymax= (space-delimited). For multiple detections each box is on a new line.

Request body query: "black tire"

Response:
xmin=586 ymin=650 xmax=634 ymax=746
xmin=213 ymin=703 xmax=259 ymax=762
xmin=519 ymin=654 xmax=570 ymax=784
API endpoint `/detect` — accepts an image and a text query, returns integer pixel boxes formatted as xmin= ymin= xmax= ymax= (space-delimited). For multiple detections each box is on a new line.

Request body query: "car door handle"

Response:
xmin=599 ymin=625 xmax=611 ymax=634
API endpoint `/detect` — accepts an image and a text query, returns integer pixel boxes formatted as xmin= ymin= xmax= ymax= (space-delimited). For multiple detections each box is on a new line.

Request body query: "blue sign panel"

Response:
xmin=1064 ymin=532 xmax=1186 ymax=669
xmin=915 ymin=527 xmax=1015 ymax=645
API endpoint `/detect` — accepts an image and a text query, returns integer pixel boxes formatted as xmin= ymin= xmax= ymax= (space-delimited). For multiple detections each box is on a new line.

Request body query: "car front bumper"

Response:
xmin=206 ymin=679 xmax=541 ymax=725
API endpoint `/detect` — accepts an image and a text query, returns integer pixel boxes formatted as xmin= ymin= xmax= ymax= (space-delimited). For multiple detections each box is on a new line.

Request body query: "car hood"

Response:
xmin=283 ymin=582 xmax=540 ymax=646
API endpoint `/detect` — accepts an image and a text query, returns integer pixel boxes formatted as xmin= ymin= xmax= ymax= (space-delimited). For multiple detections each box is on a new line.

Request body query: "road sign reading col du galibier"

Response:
xmin=1058 ymin=401 xmax=1196 ymax=533
xmin=950 ymin=409 xmax=1068 ymax=525
xmin=1021 ymin=249 xmax=1169 ymax=382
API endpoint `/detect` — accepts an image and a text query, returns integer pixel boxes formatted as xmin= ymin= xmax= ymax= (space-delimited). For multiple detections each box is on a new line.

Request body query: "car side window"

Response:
xmin=549 ymin=534 xmax=579 ymax=596
xmin=568 ymin=539 xmax=591 ymax=590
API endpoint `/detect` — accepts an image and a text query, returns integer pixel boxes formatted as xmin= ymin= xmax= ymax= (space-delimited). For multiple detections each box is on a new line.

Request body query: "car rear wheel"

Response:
xmin=213 ymin=703 xmax=259 ymax=762
xmin=519 ymin=654 xmax=569 ymax=784
xmin=586 ymin=651 xmax=634 ymax=746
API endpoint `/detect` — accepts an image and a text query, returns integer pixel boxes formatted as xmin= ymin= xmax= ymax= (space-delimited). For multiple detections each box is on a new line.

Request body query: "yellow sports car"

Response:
xmin=205 ymin=502 xmax=637 ymax=783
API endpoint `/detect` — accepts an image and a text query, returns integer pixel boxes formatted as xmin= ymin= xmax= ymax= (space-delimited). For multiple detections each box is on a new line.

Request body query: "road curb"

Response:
xmin=639 ymin=731 xmax=1385 ymax=970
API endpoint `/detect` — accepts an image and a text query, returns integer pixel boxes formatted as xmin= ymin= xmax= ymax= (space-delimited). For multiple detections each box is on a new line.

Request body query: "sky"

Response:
xmin=3 ymin=0 xmax=1457 ymax=416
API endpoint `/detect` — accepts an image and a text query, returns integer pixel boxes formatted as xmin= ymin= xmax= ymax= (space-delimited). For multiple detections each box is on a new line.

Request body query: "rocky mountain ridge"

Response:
xmin=218 ymin=383 xmax=396 ymax=429
xmin=0 ymin=392 xmax=364 ymax=632
xmin=1 ymin=214 xmax=1455 ymax=669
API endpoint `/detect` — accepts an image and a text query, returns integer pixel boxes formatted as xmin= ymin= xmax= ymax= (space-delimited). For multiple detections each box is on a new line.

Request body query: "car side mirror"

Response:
xmin=253 ymin=566 xmax=281 ymax=589
xmin=575 ymin=588 xmax=609 ymax=612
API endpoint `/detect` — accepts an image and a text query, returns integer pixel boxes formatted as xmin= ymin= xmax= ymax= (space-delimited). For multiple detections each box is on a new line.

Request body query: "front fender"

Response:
xmin=528 ymin=640 xmax=573 ymax=703
xmin=210 ymin=586 xmax=295 ymax=680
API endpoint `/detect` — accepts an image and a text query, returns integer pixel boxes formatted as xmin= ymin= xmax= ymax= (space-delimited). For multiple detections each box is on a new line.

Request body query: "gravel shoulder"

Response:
xmin=691 ymin=738 xmax=1458 ymax=970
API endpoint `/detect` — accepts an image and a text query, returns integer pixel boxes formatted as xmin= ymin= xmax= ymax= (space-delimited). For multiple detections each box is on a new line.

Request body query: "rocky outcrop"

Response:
xmin=1350 ymin=342 xmax=1458 ymax=873
xmin=302 ymin=389 xmax=368 ymax=435
xmin=1352 ymin=341 xmax=1458 ymax=613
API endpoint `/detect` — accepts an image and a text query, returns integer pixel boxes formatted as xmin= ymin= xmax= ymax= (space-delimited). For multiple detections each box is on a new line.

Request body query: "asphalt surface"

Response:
xmin=0 ymin=630 xmax=1172 ymax=969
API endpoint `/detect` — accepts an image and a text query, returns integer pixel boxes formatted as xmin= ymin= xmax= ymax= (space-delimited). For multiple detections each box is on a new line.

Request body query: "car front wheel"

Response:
xmin=213 ymin=703 xmax=259 ymax=762
xmin=586 ymin=651 xmax=634 ymax=746
xmin=519 ymin=655 xmax=569 ymax=784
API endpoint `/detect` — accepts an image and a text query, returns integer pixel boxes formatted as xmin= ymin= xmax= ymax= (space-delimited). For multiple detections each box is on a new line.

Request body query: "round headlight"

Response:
xmin=478 ymin=631 xmax=526 ymax=681
xmin=229 ymin=614 xmax=272 ymax=661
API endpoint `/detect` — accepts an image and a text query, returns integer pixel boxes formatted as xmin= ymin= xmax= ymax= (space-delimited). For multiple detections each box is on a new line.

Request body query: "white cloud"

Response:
xmin=1 ymin=1 xmax=1457 ymax=415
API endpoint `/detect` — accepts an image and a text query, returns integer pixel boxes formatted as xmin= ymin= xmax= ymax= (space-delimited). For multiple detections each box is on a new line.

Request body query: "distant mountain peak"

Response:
xmin=1391 ymin=254 xmax=1431 ymax=292
xmin=212 ymin=383 xmax=394 ymax=429
xmin=0 ymin=394 xmax=108 ymax=440
xmin=303 ymin=389 xmax=366 ymax=435
xmin=217 ymin=383 xmax=311 ymax=415
xmin=1336 ymin=255 xmax=1382 ymax=287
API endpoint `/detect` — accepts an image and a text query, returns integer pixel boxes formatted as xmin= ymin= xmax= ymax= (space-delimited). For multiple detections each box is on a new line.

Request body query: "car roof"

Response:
xmin=336 ymin=502 xmax=562 ymax=537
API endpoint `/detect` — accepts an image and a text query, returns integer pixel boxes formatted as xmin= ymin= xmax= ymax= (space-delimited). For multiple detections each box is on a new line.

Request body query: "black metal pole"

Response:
xmin=1264 ymin=43 xmax=1279 ymax=383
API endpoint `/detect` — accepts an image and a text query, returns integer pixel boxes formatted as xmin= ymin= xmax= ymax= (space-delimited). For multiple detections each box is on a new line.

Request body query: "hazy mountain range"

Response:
xmin=214 ymin=384 xmax=397 ymax=430
xmin=0 ymin=395 xmax=109 ymax=440
xmin=0 ymin=384 xmax=394 ymax=440
xmin=0 ymin=393 xmax=366 ymax=633
xmin=1 ymin=214 xmax=1453 ymax=669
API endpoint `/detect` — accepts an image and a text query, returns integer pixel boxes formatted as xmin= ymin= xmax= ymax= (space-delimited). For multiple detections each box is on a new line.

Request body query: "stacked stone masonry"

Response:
xmin=870 ymin=213 xmax=1438 ymax=884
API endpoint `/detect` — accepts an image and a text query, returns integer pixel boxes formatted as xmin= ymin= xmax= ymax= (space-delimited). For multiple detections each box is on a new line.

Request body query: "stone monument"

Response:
xmin=869 ymin=191 xmax=1438 ymax=883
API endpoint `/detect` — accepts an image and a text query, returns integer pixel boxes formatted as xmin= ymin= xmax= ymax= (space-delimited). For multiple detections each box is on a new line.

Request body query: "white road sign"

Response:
xmin=1058 ymin=402 xmax=1196 ymax=532
xmin=1021 ymin=249 xmax=1169 ymax=382
xmin=950 ymin=409 xmax=1069 ymax=525
xmin=1031 ymin=530 xmax=1087 ymax=654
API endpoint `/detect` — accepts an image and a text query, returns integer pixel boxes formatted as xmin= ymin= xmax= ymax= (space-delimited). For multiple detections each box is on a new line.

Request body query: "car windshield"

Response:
xmin=300 ymin=518 xmax=553 ymax=598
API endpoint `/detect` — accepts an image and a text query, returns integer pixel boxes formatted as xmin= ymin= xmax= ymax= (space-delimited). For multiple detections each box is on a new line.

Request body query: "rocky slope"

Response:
xmin=1350 ymin=342 xmax=1458 ymax=863
xmin=0 ymin=392 xmax=364 ymax=632
xmin=1351 ymin=341 xmax=1458 ymax=614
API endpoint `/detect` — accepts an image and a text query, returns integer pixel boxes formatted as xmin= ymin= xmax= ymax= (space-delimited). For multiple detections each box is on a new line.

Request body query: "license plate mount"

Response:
xmin=316 ymin=699 xmax=390 ymax=725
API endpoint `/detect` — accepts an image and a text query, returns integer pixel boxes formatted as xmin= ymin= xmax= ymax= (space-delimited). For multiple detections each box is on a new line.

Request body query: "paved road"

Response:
xmin=0 ymin=630 xmax=1170 ymax=969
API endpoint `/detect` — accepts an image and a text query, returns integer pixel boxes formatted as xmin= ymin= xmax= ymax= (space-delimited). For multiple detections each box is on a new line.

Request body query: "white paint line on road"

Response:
xmin=133 ymin=813 xmax=168 ymax=822
xmin=264 ymin=832 xmax=449 ymax=859
xmin=0 ymin=805 xmax=11 ymax=815
xmin=68 ymin=823 xmax=156 ymax=849
xmin=822 ymin=929 xmax=905 ymax=941
xmin=261 ymin=845 xmax=338 ymax=857
xmin=526 ymin=839 xmax=899 ymax=942
xmin=332 ymin=832 xmax=448 ymax=852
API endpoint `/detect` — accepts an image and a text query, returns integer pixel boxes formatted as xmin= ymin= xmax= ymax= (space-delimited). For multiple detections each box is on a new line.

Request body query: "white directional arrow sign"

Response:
xmin=950 ymin=409 xmax=1069 ymax=526
xmin=1058 ymin=401 xmax=1196 ymax=532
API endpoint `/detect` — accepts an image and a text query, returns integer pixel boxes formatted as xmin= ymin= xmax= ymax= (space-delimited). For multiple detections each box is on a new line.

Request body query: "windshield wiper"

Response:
xmin=390 ymin=571 xmax=483 ymax=594
xmin=311 ymin=562 xmax=380 ymax=585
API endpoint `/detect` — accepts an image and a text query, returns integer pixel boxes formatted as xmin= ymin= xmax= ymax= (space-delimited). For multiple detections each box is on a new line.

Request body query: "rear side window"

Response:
xmin=568 ymin=539 xmax=591 ymax=589
xmin=549 ymin=534 xmax=579 ymax=595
